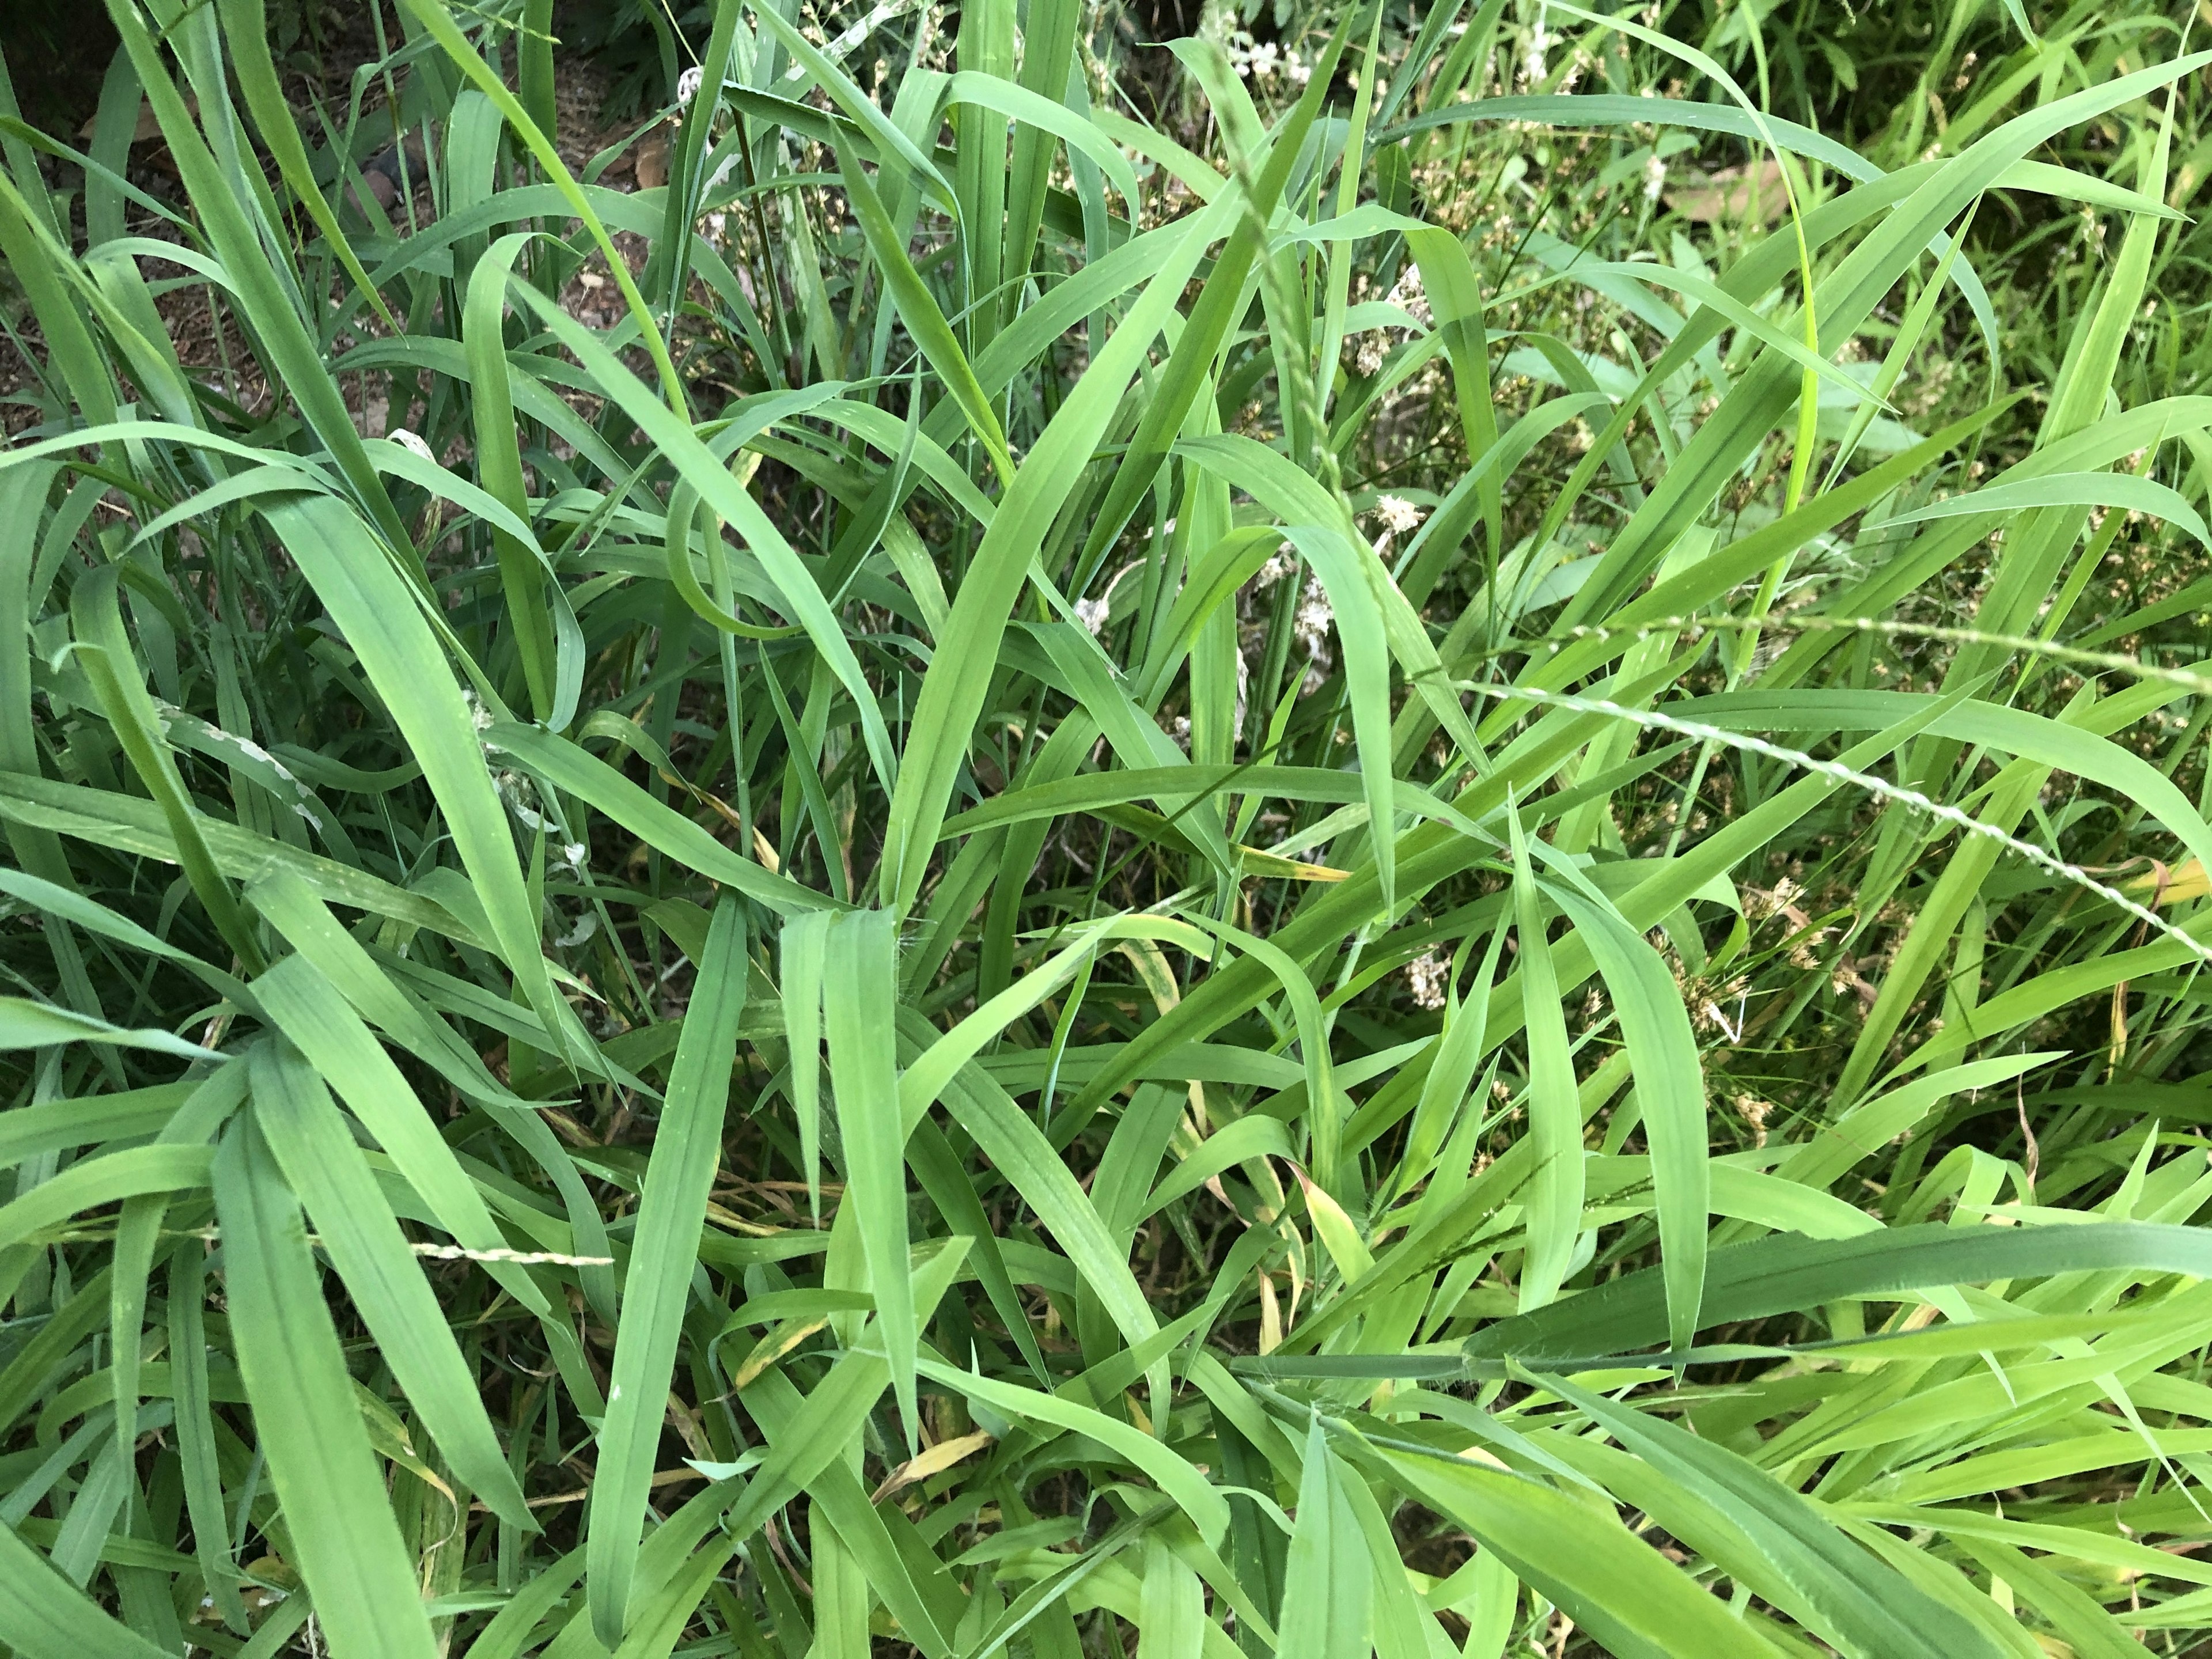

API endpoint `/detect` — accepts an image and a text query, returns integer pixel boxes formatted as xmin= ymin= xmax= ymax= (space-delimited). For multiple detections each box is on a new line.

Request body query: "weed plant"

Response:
xmin=5 ymin=1 xmax=2212 ymax=1655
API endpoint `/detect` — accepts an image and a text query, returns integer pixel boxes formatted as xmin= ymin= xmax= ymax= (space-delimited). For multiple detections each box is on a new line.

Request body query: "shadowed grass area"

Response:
xmin=5 ymin=1 xmax=2212 ymax=1654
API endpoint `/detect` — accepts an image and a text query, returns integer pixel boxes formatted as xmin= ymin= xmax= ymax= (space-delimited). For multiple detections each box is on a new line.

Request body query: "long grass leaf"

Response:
xmin=587 ymin=896 xmax=748 ymax=1643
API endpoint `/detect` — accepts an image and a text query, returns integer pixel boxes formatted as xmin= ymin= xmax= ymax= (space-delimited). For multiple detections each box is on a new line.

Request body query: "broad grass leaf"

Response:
xmin=248 ymin=1041 xmax=534 ymax=1529
xmin=486 ymin=722 xmax=834 ymax=915
xmin=69 ymin=566 xmax=260 ymax=969
xmin=1949 ymin=1537 xmax=2156 ymax=1659
xmin=0 ymin=1146 xmax=210 ymax=1255
xmin=1469 ymin=1222 xmax=2212 ymax=1361
xmin=823 ymin=909 xmax=918 ymax=1442
xmin=781 ymin=910 xmax=831 ymax=1221
xmin=255 ymin=495 xmax=579 ymax=1063
xmin=210 ymin=1114 xmax=439 ymax=1659
xmin=249 ymin=957 xmax=560 ymax=1320
xmin=463 ymin=232 xmax=558 ymax=720
xmin=586 ymin=896 xmax=748 ymax=1643
xmin=1275 ymin=1418 xmax=1371 ymax=1659
xmin=1509 ymin=802 xmax=1580 ymax=1314
xmin=1381 ymin=1445 xmax=1783 ymax=1659
xmin=878 ymin=191 xmax=1231 ymax=911
xmin=0 ymin=1518 xmax=172 ymax=1659
xmin=246 ymin=865 xmax=619 ymax=1315
xmin=1540 ymin=1368 xmax=2005 ymax=1658
xmin=1538 ymin=872 xmax=1708 ymax=1354
xmin=914 ymin=1355 xmax=1230 ymax=1547
xmin=838 ymin=156 xmax=1013 ymax=482
xmin=0 ymin=1085 xmax=191 ymax=1170
xmin=1137 ymin=1532 xmax=1207 ymax=1658
xmin=0 ymin=999 xmax=219 ymax=1062
xmin=166 ymin=1237 xmax=247 ymax=1633
xmin=897 ymin=1007 xmax=1164 ymax=1355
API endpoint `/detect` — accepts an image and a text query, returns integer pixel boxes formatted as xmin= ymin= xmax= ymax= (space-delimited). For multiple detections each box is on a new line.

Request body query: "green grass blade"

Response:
xmin=211 ymin=1112 xmax=440 ymax=1659
xmin=1380 ymin=1444 xmax=1784 ymax=1659
xmin=1540 ymin=1368 xmax=2006 ymax=1658
xmin=1275 ymin=1416 xmax=1372 ymax=1659
xmin=1539 ymin=874 xmax=1708 ymax=1355
xmin=255 ymin=494 xmax=578 ymax=1067
xmin=1509 ymin=800 xmax=1580 ymax=1314
xmin=1469 ymin=1222 xmax=2212 ymax=1361
xmin=822 ymin=909 xmax=916 ymax=1443
xmin=248 ymin=1040 xmax=535 ymax=1529
xmin=586 ymin=896 xmax=748 ymax=1644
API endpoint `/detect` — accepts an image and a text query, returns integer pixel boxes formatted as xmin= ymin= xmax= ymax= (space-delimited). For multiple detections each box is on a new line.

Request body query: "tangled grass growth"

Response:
xmin=8 ymin=0 xmax=2212 ymax=1654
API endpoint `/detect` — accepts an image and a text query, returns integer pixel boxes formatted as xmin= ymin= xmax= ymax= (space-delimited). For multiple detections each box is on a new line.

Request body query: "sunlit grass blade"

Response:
xmin=211 ymin=1110 xmax=440 ymax=1659
xmin=248 ymin=1041 xmax=535 ymax=1529
xmin=822 ymin=908 xmax=917 ymax=1444
xmin=587 ymin=896 xmax=748 ymax=1644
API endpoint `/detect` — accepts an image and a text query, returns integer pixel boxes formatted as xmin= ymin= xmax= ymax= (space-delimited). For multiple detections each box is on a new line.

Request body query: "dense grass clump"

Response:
xmin=9 ymin=0 xmax=2212 ymax=1654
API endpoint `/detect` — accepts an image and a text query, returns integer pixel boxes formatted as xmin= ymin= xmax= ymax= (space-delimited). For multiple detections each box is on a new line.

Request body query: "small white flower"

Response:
xmin=1375 ymin=495 xmax=1423 ymax=535
xmin=677 ymin=66 xmax=706 ymax=108
xmin=1294 ymin=573 xmax=1334 ymax=685
xmin=1406 ymin=951 xmax=1450 ymax=1010
xmin=1525 ymin=18 xmax=1550 ymax=84
xmin=1248 ymin=41 xmax=1278 ymax=79
xmin=391 ymin=427 xmax=435 ymax=462
xmin=1384 ymin=265 xmax=1431 ymax=325
xmin=1286 ymin=51 xmax=1312 ymax=86
xmin=1643 ymin=152 xmax=1667 ymax=202
xmin=1256 ymin=544 xmax=1298 ymax=588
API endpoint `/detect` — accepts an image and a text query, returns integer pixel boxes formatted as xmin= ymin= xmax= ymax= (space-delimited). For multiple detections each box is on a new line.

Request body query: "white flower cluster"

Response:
xmin=1524 ymin=17 xmax=1550 ymax=86
xmin=1374 ymin=495 xmax=1423 ymax=535
xmin=1405 ymin=950 xmax=1450 ymax=1010
xmin=1382 ymin=264 xmax=1432 ymax=327
xmin=1294 ymin=573 xmax=1334 ymax=693
xmin=1225 ymin=32 xmax=1313 ymax=86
